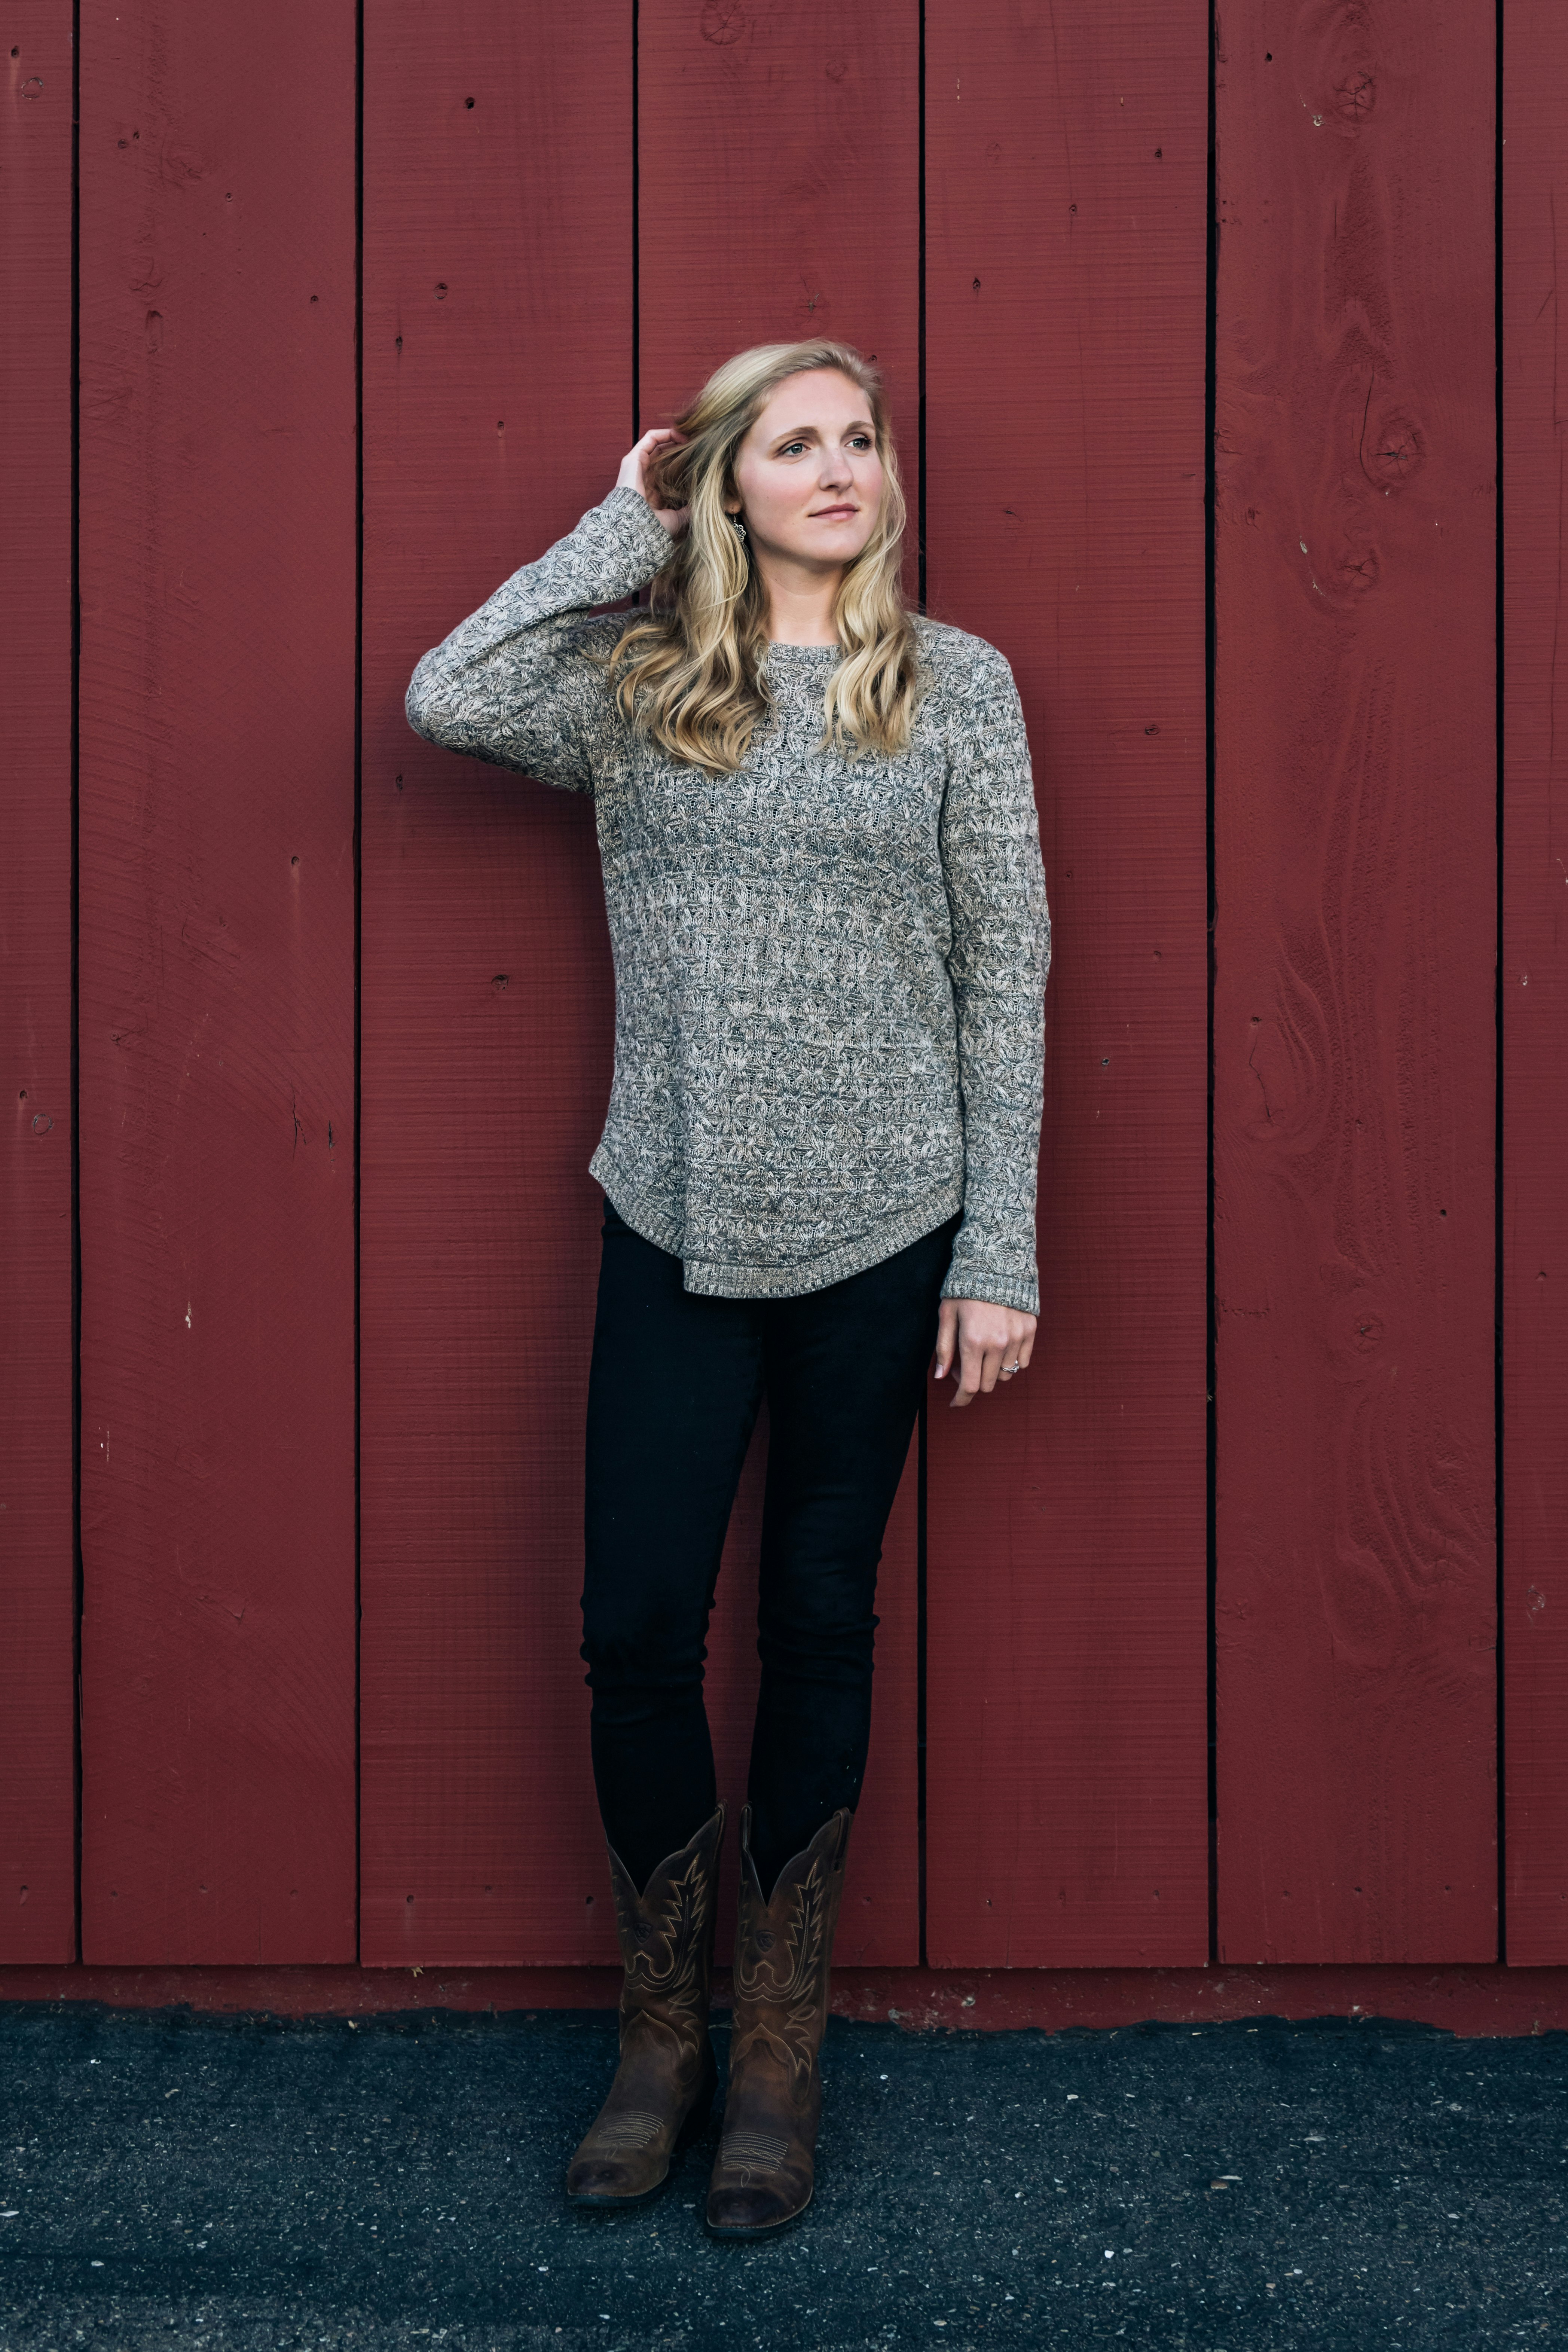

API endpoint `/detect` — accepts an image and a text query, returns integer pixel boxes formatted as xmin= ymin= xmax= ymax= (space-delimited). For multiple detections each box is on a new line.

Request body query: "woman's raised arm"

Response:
xmin=403 ymin=431 xmax=687 ymax=792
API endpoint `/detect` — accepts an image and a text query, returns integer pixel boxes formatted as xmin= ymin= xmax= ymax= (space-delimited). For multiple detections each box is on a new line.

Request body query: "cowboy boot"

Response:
xmin=566 ymin=1802 xmax=725 ymax=2207
xmin=704 ymin=1803 xmax=853 ymax=2239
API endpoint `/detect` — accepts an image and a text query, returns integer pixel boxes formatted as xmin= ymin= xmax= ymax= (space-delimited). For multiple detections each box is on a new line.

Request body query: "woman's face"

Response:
xmin=726 ymin=369 xmax=885 ymax=571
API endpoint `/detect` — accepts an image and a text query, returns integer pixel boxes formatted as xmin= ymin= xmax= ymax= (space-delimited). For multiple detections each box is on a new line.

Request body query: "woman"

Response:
xmin=404 ymin=338 xmax=1051 ymax=2239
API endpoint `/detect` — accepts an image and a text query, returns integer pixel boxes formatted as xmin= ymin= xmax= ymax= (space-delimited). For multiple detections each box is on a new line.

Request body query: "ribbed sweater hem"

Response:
xmin=590 ymin=1145 xmax=966 ymax=1300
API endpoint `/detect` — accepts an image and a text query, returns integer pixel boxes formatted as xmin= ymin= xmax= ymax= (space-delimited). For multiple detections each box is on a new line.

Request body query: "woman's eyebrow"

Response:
xmin=770 ymin=419 xmax=876 ymax=444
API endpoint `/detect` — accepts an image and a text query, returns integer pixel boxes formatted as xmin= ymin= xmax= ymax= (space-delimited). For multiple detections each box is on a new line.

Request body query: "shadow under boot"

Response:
xmin=704 ymin=1803 xmax=853 ymax=2239
xmin=565 ymin=1802 xmax=725 ymax=2208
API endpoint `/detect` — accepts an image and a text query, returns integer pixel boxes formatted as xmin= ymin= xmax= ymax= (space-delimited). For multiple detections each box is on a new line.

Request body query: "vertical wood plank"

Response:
xmin=636 ymin=0 xmax=922 ymax=1961
xmin=359 ymin=4 xmax=633 ymax=1964
xmin=77 ymin=1 xmax=358 ymax=1960
xmin=1 ymin=3 xmax=77 ymax=1959
xmin=1213 ymin=2 xmax=1496 ymax=1961
xmin=923 ymin=1 xmax=1211 ymax=1966
xmin=1502 ymin=0 xmax=1568 ymax=1964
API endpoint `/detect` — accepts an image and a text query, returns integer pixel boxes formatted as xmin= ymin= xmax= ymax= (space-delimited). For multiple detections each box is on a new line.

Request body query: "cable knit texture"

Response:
xmin=404 ymin=486 xmax=1051 ymax=1313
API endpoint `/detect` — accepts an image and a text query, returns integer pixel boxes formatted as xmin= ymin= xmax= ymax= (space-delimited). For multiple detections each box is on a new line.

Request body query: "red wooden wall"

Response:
xmin=359 ymin=3 xmax=634 ymax=1971
xmin=1213 ymin=5 xmax=1497 ymax=1960
xmin=76 ymin=0 xmax=358 ymax=1961
xmin=2 ymin=0 xmax=1556 ymax=1985
xmin=1503 ymin=0 xmax=1568 ymax=1965
xmin=923 ymin=0 xmax=1210 ymax=1968
xmin=3 ymin=1 xmax=76 ymax=1958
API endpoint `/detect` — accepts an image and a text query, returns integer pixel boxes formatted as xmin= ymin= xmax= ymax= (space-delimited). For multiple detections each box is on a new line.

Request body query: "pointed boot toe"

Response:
xmin=705 ymin=2145 xmax=818 ymax=2230
xmin=566 ymin=2150 xmax=645 ymax=2205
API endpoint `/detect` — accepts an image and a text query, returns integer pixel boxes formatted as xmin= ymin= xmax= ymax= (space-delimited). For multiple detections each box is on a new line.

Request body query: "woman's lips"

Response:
xmin=812 ymin=506 xmax=858 ymax=519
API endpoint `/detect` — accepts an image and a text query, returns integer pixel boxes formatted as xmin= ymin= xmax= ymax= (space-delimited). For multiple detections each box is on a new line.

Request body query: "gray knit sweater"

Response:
xmin=404 ymin=485 xmax=1051 ymax=1314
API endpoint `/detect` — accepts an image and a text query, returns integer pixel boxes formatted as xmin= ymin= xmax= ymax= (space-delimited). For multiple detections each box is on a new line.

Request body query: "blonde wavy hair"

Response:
xmin=589 ymin=339 xmax=925 ymax=775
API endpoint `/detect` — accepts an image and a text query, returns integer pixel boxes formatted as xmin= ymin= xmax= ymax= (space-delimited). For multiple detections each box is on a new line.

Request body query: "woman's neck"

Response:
xmin=757 ymin=556 xmax=844 ymax=646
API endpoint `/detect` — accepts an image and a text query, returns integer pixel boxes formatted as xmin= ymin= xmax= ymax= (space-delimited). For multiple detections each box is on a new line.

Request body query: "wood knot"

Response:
xmin=1331 ymin=68 xmax=1376 ymax=125
xmin=1361 ymin=411 xmax=1425 ymax=491
xmin=1334 ymin=545 xmax=1381 ymax=595
xmin=700 ymin=0 xmax=746 ymax=43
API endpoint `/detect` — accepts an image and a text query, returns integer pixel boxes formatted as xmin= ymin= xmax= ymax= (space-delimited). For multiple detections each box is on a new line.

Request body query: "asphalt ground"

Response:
xmin=0 ymin=1999 xmax=1560 ymax=2351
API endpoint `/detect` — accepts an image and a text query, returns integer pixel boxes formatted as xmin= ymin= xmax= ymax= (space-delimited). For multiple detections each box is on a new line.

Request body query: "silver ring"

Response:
xmin=1003 ymin=1359 xmax=1021 ymax=1374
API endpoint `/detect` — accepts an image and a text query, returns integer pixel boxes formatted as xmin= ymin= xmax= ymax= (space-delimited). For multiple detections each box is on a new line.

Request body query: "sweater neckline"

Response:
xmin=764 ymin=639 xmax=841 ymax=658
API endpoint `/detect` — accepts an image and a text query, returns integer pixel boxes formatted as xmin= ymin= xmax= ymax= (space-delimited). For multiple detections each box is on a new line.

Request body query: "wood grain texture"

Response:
xmin=922 ymin=1 xmax=1211 ymax=1967
xmin=1502 ymin=0 xmax=1568 ymax=1965
xmin=359 ymin=3 xmax=635 ymax=1965
xmin=636 ymin=0 xmax=923 ymax=1961
xmin=1213 ymin=3 xmax=1496 ymax=1962
xmin=76 ymin=2 xmax=357 ymax=1961
xmin=1 ymin=4 xmax=77 ymax=1959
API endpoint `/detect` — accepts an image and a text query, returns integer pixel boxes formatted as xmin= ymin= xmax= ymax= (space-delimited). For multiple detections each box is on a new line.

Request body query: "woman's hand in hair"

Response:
xmin=617 ymin=427 xmax=690 ymax=537
xmin=932 ymin=1297 xmax=1037 ymax=1408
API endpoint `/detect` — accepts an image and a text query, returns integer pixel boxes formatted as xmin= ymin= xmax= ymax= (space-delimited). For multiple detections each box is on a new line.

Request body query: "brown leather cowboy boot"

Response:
xmin=566 ymin=1802 xmax=725 ymax=2207
xmin=704 ymin=1803 xmax=853 ymax=2239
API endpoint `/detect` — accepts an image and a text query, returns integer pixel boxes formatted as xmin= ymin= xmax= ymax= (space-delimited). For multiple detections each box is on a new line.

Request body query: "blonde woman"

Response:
xmin=404 ymin=339 xmax=1051 ymax=2239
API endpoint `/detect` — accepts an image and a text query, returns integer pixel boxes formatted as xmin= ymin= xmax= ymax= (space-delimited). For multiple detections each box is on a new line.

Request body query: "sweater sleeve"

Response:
xmin=403 ymin=484 xmax=676 ymax=792
xmin=937 ymin=647 xmax=1052 ymax=1317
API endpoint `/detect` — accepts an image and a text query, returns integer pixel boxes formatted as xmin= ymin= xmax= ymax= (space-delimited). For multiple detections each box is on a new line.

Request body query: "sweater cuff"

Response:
xmin=596 ymin=482 xmax=681 ymax=579
xmin=939 ymin=1265 xmax=1040 ymax=1317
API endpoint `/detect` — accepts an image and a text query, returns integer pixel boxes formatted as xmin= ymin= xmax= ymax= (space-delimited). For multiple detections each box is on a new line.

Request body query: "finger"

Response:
xmin=933 ymin=1301 xmax=959 ymax=1380
xmin=950 ymin=1334 xmax=987 ymax=1408
xmin=931 ymin=1308 xmax=959 ymax=1374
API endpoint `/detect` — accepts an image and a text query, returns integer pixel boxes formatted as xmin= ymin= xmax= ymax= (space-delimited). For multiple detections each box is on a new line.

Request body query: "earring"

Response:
xmin=730 ymin=512 xmax=748 ymax=542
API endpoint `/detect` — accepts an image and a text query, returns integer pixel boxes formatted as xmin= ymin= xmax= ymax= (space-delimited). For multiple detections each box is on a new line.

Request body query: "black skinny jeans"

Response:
xmin=580 ymin=1190 xmax=963 ymax=1898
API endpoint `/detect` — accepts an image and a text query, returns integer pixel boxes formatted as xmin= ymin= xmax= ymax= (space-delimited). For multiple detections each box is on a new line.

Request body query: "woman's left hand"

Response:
xmin=933 ymin=1298 xmax=1037 ymax=1408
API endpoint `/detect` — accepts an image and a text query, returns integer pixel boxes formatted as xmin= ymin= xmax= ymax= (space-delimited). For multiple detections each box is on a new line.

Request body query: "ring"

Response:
xmin=1003 ymin=1359 xmax=1021 ymax=1374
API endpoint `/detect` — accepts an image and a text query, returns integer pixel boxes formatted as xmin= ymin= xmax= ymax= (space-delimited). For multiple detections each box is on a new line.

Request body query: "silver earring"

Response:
xmin=730 ymin=512 xmax=748 ymax=541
